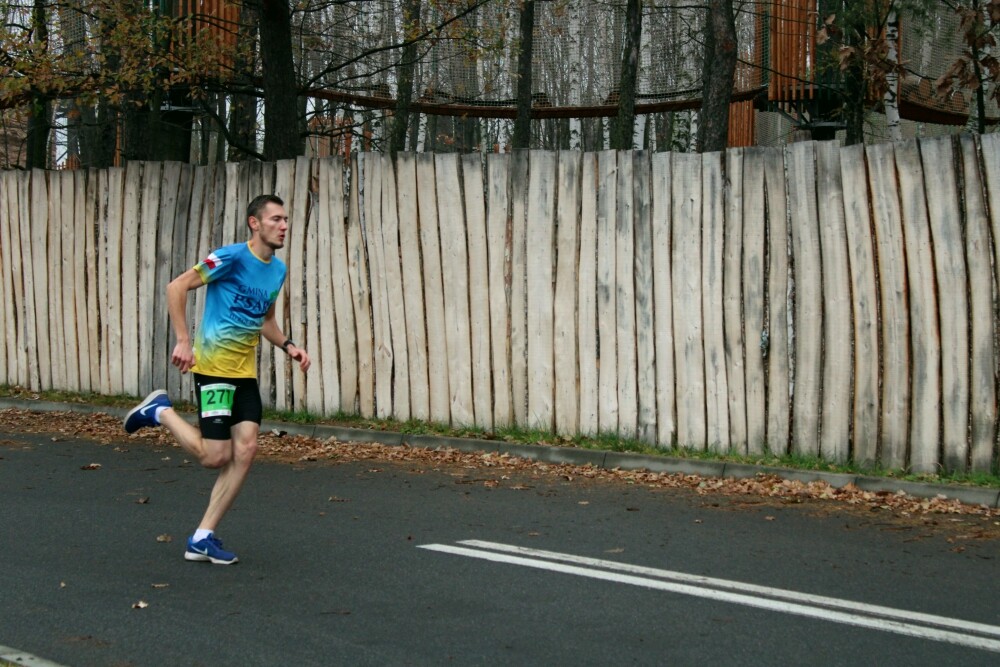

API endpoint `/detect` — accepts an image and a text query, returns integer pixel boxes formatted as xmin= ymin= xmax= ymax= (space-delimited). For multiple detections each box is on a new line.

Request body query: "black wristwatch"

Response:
xmin=281 ymin=339 xmax=295 ymax=353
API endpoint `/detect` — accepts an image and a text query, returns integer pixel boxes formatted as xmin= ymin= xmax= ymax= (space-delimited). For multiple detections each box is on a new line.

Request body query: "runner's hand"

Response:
xmin=172 ymin=341 xmax=195 ymax=374
xmin=288 ymin=345 xmax=310 ymax=372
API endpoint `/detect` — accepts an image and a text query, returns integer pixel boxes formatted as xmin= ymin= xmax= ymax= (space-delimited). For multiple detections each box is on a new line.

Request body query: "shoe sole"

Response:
xmin=123 ymin=389 xmax=168 ymax=433
xmin=185 ymin=551 xmax=239 ymax=565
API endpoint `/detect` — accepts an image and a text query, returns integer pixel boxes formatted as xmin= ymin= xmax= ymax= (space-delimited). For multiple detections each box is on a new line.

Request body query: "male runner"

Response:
xmin=124 ymin=194 xmax=310 ymax=565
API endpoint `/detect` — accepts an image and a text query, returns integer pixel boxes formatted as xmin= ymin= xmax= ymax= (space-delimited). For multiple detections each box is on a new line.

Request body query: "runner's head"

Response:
xmin=246 ymin=194 xmax=288 ymax=252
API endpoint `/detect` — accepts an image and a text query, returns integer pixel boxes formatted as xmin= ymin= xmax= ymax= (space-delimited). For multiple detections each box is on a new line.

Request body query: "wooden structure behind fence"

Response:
xmin=2 ymin=138 xmax=1000 ymax=474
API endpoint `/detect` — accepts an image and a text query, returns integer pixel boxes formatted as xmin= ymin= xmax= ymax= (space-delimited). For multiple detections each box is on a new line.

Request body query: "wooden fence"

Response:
xmin=2 ymin=138 xmax=1000 ymax=474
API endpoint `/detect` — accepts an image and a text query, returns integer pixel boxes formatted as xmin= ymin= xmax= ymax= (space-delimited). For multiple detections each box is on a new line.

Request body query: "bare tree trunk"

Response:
xmin=254 ymin=0 xmax=302 ymax=160
xmin=25 ymin=0 xmax=51 ymax=169
xmin=884 ymin=10 xmax=901 ymax=142
xmin=696 ymin=0 xmax=736 ymax=152
xmin=229 ymin=2 xmax=260 ymax=160
xmin=611 ymin=0 xmax=642 ymax=150
xmin=390 ymin=0 xmax=421 ymax=156
xmin=512 ymin=0 xmax=535 ymax=149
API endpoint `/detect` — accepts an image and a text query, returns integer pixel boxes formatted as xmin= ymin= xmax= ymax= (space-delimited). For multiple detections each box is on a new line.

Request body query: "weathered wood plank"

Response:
xmin=650 ymin=152 xmax=675 ymax=447
xmin=395 ymin=154 xmax=428 ymax=420
xmin=73 ymin=171 xmax=92 ymax=391
xmin=305 ymin=159 xmax=326 ymax=414
xmin=154 ymin=162 xmax=181 ymax=395
xmin=193 ymin=165 xmax=219 ymax=401
xmin=60 ymin=171 xmax=81 ymax=390
xmin=961 ymin=135 xmax=997 ymax=473
xmin=742 ymin=148 xmax=767 ymax=454
xmin=48 ymin=172 xmax=66 ymax=390
xmin=762 ymin=147 xmax=790 ymax=455
xmin=510 ymin=150 xmax=530 ymax=426
xmin=288 ymin=156 xmax=311 ymax=412
xmin=84 ymin=170 xmax=101 ymax=392
xmin=2 ymin=173 xmax=25 ymax=386
xmin=120 ymin=162 xmax=143 ymax=396
xmin=462 ymin=153 xmax=493 ymax=429
xmin=14 ymin=173 xmax=36 ymax=389
xmin=720 ymin=148 xmax=745 ymax=453
xmin=920 ymin=137 xmax=969 ymax=473
xmin=316 ymin=158 xmax=342 ymax=414
xmin=816 ymin=142 xmax=852 ymax=463
xmin=577 ymin=153 xmax=600 ymax=435
xmin=222 ymin=162 xmax=240 ymax=247
xmin=379 ymin=153 xmax=411 ymax=420
xmin=554 ymin=151 xmax=581 ymax=436
xmin=0 ymin=174 xmax=11 ymax=384
xmin=526 ymin=150 xmax=556 ymax=431
xmin=615 ymin=150 xmax=638 ymax=439
xmin=346 ymin=156 xmax=375 ymax=417
xmin=416 ymin=153 xmax=448 ymax=423
xmin=633 ymin=152 xmax=656 ymax=445
xmin=866 ymin=142 xmax=910 ymax=470
xmin=272 ymin=159 xmax=296 ymax=411
xmin=97 ymin=169 xmax=115 ymax=394
xmin=896 ymin=140 xmax=940 ymax=474
xmin=29 ymin=170 xmax=50 ymax=390
xmin=327 ymin=159 xmax=359 ymax=414
xmin=361 ymin=153 xmax=393 ymax=419
xmin=786 ymin=142 xmax=822 ymax=457
xmin=435 ymin=153 xmax=475 ymax=426
xmin=486 ymin=153 xmax=513 ymax=428
xmin=596 ymin=150 xmax=619 ymax=433
xmin=671 ymin=152 xmax=705 ymax=448
xmin=138 ymin=162 xmax=164 ymax=395
xmin=178 ymin=164 xmax=204 ymax=402
xmin=839 ymin=144 xmax=879 ymax=467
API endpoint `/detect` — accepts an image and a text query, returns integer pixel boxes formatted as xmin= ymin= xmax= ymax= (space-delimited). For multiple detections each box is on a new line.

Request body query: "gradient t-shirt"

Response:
xmin=191 ymin=242 xmax=286 ymax=378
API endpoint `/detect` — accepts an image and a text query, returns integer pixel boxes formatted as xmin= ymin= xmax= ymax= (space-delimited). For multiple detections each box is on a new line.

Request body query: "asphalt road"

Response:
xmin=1 ymin=430 xmax=998 ymax=667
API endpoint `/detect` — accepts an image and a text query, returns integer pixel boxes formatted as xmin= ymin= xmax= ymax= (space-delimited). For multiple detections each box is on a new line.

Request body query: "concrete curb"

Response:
xmin=2 ymin=397 xmax=998 ymax=509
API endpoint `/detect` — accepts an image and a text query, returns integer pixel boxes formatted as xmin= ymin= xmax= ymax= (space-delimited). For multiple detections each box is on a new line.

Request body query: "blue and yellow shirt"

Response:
xmin=191 ymin=242 xmax=286 ymax=378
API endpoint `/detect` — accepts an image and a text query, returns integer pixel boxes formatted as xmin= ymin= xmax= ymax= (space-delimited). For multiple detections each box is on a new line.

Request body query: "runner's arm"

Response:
xmin=167 ymin=269 xmax=204 ymax=374
xmin=261 ymin=303 xmax=311 ymax=372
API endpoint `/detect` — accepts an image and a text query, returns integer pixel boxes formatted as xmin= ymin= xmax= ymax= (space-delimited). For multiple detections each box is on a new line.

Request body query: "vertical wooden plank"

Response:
xmin=742 ymin=149 xmax=767 ymax=454
xmin=762 ymin=147 xmax=790 ymax=455
xmin=73 ymin=171 xmax=92 ymax=391
xmin=59 ymin=172 xmax=80 ymax=390
xmin=486 ymin=153 xmax=513 ymax=428
xmin=0 ymin=174 xmax=11 ymax=384
xmin=435 ymin=153 xmax=474 ymax=426
xmin=9 ymin=173 xmax=29 ymax=387
xmin=786 ymin=142 xmax=822 ymax=457
xmin=896 ymin=140 xmax=940 ymax=474
xmin=526 ymin=150 xmax=556 ymax=430
xmin=554 ymin=150 xmax=581 ymax=436
xmin=921 ymin=137 xmax=970 ymax=473
xmin=154 ymin=163 xmax=180 ymax=395
xmin=510 ymin=150 xmax=530 ymax=426
xmin=866 ymin=142 xmax=910 ymax=470
xmin=380 ymin=153 xmax=411 ymax=421
xmin=179 ymin=164 xmax=206 ymax=402
xmin=633 ymin=152 xmax=656 ymax=444
xmin=615 ymin=150 xmax=638 ymax=439
xmin=672 ymin=152 xmax=705 ymax=448
xmin=84 ymin=171 xmax=101 ymax=392
xmin=272 ymin=159 xmax=295 ymax=411
xmin=305 ymin=159 xmax=326 ymax=414
xmin=120 ymin=162 xmax=143 ymax=396
xmin=596 ymin=150 xmax=619 ymax=433
xmin=97 ymin=170 xmax=113 ymax=394
xmin=222 ymin=162 xmax=240 ymax=247
xmin=816 ymin=142 xmax=852 ymax=463
xmin=705 ymin=150 xmax=731 ymax=452
xmin=462 ymin=153 xmax=493 ymax=429
xmin=327 ymin=159 xmax=358 ymax=414
xmin=47 ymin=172 xmax=66 ymax=390
xmin=362 ymin=153 xmax=393 ymax=418
xmin=651 ymin=152 xmax=675 ymax=447
xmin=315 ymin=159 xmax=341 ymax=414
xmin=840 ymin=145 xmax=880 ymax=467
xmin=578 ymin=154 xmax=601 ymax=435
xmin=289 ymin=156 xmax=311 ymax=412
xmin=28 ymin=170 xmax=49 ymax=390
xmin=417 ymin=153 xmax=449 ymax=423
xmin=961 ymin=135 xmax=997 ymax=473
xmin=347 ymin=156 xmax=374 ymax=417
xmin=397 ymin=154 xmax=429 ymax=421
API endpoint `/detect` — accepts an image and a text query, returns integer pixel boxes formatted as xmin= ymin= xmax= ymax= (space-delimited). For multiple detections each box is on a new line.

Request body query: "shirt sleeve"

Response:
xmin=193 ymin=245 xmax=235 ymax=284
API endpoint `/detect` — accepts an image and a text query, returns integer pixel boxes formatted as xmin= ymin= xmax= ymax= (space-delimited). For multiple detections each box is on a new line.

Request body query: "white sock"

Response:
xmin=153 ymin=406 xmax=167 ymax=424
xmin=192 ymin=529 xmax=214 ymax=542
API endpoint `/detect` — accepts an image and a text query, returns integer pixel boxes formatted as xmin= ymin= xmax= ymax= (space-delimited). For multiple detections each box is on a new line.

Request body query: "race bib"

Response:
xmin=200 ymin=383 xmax=236 ymax=418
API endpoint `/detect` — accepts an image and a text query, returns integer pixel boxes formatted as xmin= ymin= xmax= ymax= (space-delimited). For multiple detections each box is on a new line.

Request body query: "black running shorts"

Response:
xmin=193 ymin=374 xmax=263 ymax=441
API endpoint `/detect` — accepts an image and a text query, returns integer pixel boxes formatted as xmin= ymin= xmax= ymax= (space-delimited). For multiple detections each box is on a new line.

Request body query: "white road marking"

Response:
xmin=0 ymin=645 xmax=68 ymax=667
xmin=419 ymin=541 xmax=1000 ymax=654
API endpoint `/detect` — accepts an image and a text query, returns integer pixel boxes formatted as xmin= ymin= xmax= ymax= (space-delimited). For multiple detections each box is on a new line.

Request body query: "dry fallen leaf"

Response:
xmin=136 ymin=497 xmax=150 ymax=505
xmin=151 ymin=583 xmax=169 ymax=589
xmin=81 ymin=463 xmax=101 ymax=470
xmin=132 ymin=600 xmax=148 ymax=609
xmin=156 ymin=534 xmax=172 ymax=543
xmin=765 ymin=516 xmax=776 ymax=521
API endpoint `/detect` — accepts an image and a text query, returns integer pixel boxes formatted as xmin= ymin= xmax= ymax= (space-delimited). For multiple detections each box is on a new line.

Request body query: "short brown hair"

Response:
xmin=247 ymin=194 xmax=284 ymax=229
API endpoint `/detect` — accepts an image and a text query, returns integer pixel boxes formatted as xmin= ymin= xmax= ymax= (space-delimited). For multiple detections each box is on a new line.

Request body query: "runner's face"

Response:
xmin=252 ymin=202 xmax=288 ymax=250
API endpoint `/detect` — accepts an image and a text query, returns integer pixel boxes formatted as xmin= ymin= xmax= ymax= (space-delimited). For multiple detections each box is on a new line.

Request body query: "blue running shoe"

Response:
xmin=123 ymin=390 xmax=170 ymax=434
xmin=185 ymin=534 xmax=239 ymax=565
